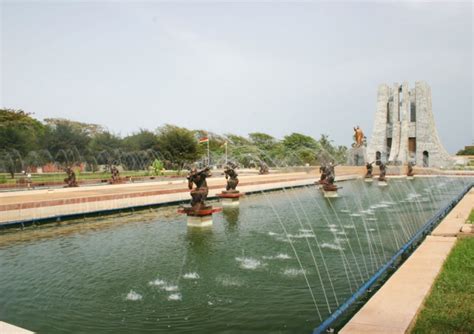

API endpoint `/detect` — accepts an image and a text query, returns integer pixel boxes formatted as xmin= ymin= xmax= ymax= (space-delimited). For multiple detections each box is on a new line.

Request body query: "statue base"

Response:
xmin=322 ymin=184 xmax=340 ymax=198
xmin=315 ymin=181 xmax=324 ymax=189
xmin=364 ymin=177 xmax=373 ymax=182
xmin=406 ymin=176 xmax=414 ymax=180
xmin=217 ymin=191 xmax=243 ymax=207
xmin=178 ymin=205 xmax=222 ymax=227
xmin=378 ymin=180 xmax=388 ymax=186
xmin=323 ymin=190 xmax=339 ymax=198
xmin=347 ymin=146 xmax=367 ymax=166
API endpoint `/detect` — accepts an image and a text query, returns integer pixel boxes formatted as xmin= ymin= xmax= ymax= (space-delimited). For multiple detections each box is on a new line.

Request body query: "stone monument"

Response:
xmin=367 ymin=81 xmax=452 ymax=168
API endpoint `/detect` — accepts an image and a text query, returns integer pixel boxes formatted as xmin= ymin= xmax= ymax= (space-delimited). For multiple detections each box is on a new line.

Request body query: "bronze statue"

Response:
xmin=319 ymin=162 xmax=338 ymax=192
xmin=224 ymin=163 xmax=239 ymax=192
xmin=353 ymin=126 xmax=364 ymax=148
xmin=259 ymin=161 xmax=269 ymax=175
xmin=378 ymin=162 xmax=387 ymax=181
xmin=64 ymin=167 xmax=78 ymax=187
xmin=319 ymin=165 xmax=327 ymax=184
xmin=365 ymin=162 xmax=374 ymax=178
xmin=110 ymin=166 xmax=121 ymax=184
xmin=407 ymin=162 xmax=414 ymax=177
xmin=187 ymin=167 xmax=211 ymax=210
xmin=326 ymin=162 xmax=336 ymax=185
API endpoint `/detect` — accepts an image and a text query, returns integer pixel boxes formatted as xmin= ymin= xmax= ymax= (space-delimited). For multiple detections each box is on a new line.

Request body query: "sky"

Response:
xmin=1 ymin=0 xmax=472 ymax=152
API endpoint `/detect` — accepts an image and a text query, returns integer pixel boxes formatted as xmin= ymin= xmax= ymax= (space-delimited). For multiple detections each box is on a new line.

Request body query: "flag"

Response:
xmin=199 ymin=137 xmax=209 ymax=143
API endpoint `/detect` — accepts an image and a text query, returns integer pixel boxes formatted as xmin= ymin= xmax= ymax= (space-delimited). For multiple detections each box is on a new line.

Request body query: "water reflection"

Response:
xmin=186 ymin=226 xmax=214 ymax=256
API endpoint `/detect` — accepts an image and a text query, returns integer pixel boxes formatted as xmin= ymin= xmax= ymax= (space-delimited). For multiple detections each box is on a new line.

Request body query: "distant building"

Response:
xmin=367 ymin=81 xmax=453 ymax=168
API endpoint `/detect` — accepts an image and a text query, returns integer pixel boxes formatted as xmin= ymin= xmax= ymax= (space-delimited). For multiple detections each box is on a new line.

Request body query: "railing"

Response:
xmin=313 ymin=182 xmax=473 ymax=334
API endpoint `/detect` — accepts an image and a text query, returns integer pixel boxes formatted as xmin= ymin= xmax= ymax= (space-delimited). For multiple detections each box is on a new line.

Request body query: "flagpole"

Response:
xmin=207 ymin=139 xmax=210 ymax=167
xmin=225 ymin=142 xmax=228 ymax=165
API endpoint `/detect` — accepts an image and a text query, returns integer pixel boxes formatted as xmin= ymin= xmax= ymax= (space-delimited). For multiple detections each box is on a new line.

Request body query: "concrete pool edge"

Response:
xmin=337 ymin=185 xmax=474 ymax=334
xmin=0 ymin=174 xmax=359 ymax=229
xmin=0 ymin=321 xmax=34 ymax=334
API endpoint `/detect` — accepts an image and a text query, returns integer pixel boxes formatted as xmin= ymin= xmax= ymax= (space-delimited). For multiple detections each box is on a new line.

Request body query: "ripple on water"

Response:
xmin=148 ymin=278 xmax=166 ymax=286
xmin=168 ymin=293 xmax=182 ymax=301
xmin=321 ymin=243 xmax=344 ymax=251
xmin=283 ymin=268 xmax=306 ymax=277
xmin=163 ymin=285 xmax=179 ymax=292
xmin=298 ymin=229 xmax=313 ymax=233
xmin=183 ymin=272 xmax=200 ymax=280
xmin=126 ymin=290 xmax=142 ymax=301
xmin=262 ymin=253 xmax=291 ymax=260
xmin=216 ymin=275 xmax=242 ymax=287
xmin=235 ymin=257 xmax=263 ymax=270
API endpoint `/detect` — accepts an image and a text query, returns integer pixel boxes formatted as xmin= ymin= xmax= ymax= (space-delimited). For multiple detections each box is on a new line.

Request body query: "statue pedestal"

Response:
xmin=378 ymin=179 xmax=388 ymax=186
xmin=178 ymin=206 xmax=222 ymax=227
xmin=406 ymin=176 xmax=414 ymax=180
xmin=364 ymin=177 xmax=373 ymax=182
xmin=322 ymin=184 xmax=340 ymax=198
xmin=217 ymin=191 xmax=243 ymax=207
xmin=347 ymin=146 xmax=367 ymax=166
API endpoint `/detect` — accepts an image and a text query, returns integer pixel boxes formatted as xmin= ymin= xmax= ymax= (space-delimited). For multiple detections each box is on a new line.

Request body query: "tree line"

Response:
xmin=0 ymin=108 xmax=348 ymax=176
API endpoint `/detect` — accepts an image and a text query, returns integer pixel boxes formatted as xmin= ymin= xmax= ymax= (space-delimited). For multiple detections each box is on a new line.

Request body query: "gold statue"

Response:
xmin=353 ymin=126 xmax=364 ymax=147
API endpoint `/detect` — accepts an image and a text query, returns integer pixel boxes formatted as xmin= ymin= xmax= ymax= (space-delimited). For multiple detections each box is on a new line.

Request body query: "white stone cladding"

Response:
xmin=367 ymin=81 xmax=453 ymax=167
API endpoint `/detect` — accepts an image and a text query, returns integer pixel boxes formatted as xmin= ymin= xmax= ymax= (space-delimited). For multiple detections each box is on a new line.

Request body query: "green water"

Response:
xmin=0 ymin=177 xmax=471 ymax=333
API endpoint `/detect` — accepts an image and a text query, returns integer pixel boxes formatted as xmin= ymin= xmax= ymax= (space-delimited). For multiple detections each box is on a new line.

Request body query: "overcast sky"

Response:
xmin=1 ymin=1 xmax=472 ymax=152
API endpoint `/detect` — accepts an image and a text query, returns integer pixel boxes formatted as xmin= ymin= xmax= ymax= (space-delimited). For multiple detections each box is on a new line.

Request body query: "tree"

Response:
xmin=43 ymin=122 xmax=90 ymax=165
xmin=457 ymin=146 xmax=474 ymax=155
xmin=282 ymin=133 xmax=318 ymax=151
xmin=0 ymin=109 xmax=45 ymax=154
xmin=156 ymin=125 xmax=199 ymax=169
xmin=122 ymin=130 xmax=159 ymax=151
xmin=151 ymin=159 xmax=164 ymax=175
xmin=0 ymin=109 xmax=46 ymax=176
xmin=249 ymin=132 xmax=277 ymax=151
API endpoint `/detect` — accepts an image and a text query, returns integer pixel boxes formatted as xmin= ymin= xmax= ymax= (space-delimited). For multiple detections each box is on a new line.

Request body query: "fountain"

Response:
xmin=0 ymin=168 xmax=471 ymax=334
xmin=364 ymin=162 xmax=374 ymax=182
xmin=407 ymin=162 xmax=415 ymax=179
xmin=63 ymin=166 xmax=78 ymax=187
xmin=178 ymin=167 xmax=221 ymax=227
xmin=318 ymin=162 xmax=340 ymax=197
xmin=217 ymin=163 xmax=243 ymax=207
xmin=378 ymin=162 xmax=388 ymax=186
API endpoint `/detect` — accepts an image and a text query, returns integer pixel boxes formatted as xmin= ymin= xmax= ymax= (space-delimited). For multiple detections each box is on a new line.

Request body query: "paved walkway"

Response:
xmin=340 ymin=187 xmax=474 ymax=334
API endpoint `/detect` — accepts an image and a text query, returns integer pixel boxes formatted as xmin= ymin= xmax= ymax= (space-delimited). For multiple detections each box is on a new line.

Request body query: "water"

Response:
xmin=0 ymin=177 xmax=470 ymax=333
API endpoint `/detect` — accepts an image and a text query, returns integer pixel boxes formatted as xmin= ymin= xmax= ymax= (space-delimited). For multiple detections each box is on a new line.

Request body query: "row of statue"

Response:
xmin=64 ymin=166 xmax=122 ymax=187
xmin=186 ymin=162 xmax=241 ymax=212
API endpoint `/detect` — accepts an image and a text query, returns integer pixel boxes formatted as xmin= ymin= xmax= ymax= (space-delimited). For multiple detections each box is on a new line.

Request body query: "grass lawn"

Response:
xmin=411 ymin=237 xmax=474 ymax=333
xmin=468 ymin=209 xmax=474 ymax=224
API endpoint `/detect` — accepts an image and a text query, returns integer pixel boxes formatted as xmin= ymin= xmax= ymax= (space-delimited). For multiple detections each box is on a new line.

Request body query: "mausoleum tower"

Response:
xmin=367 ymin=81 xmax=452 ymax=168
